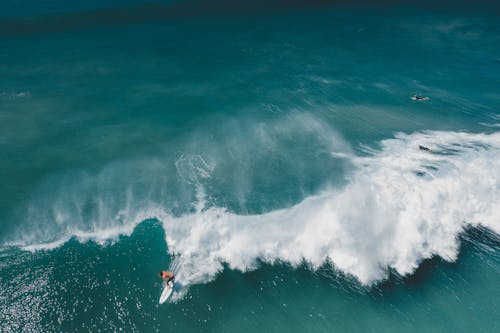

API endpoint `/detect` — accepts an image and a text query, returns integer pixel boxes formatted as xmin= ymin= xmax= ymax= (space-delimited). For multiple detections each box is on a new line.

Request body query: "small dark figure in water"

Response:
xmin=411 ymin=94 xmax=430 ymax=101
xmin=419 ymin=145 xmax=433 ymax=152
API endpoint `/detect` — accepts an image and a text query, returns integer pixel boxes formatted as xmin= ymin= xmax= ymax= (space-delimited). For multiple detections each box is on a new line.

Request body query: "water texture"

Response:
xmin=1 ymin=1 xmax=499 ymax=332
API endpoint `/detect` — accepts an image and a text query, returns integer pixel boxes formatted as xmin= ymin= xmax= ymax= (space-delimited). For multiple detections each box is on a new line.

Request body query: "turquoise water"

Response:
xmin=1 ymin=1 xmax=499 ymax=332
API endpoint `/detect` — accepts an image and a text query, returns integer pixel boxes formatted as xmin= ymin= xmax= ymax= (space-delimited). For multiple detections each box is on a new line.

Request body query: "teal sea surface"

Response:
xmin=1 ymin=1 xmax=499 ymax=332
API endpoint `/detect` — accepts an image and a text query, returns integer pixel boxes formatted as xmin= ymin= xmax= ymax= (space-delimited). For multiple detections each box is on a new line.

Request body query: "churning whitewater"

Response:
xmin=6 ymin=127 xmax=500 ymax=289
xmin=163 ymin=130 xmax=500 ymax=287
xmin=2 ymin=1 xmax=500 ymax=331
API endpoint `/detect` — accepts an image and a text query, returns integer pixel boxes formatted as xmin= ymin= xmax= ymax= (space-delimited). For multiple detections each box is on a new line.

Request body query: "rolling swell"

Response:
xmin=1 ymin=0 xmax=498 ymax=37
xmin=0 ymin=0 xmax=366 ymax=37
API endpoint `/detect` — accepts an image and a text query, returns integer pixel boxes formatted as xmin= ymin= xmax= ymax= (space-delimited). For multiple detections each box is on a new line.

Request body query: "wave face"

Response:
xmin=8 ymin=126 xmax=500 ymax=287
xmin=165 ymin=131 xmax=500 ymax=286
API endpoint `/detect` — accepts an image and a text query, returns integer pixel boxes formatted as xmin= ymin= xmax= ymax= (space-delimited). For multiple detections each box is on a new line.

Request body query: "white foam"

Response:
xmin=6 ymin=130 xmax=500 ymax=287
xmin=13 ymin=217 xmax=142 ymax=252
xmin=479 ymin=122 xmax=500 ymax=128
xmin=161 ymin=131 xmax=500 ymax=286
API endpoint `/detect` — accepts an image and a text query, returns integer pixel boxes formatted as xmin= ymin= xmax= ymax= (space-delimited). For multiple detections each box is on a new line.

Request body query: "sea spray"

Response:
xmin=163 ymin=132 xmax=500 ymax=286
xmin=9 ymin=130 xmax=500 ymax=288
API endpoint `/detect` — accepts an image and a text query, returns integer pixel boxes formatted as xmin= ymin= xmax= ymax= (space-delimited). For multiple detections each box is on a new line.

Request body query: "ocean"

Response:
xmin=1 ymin=1 xmax=499 ymax=331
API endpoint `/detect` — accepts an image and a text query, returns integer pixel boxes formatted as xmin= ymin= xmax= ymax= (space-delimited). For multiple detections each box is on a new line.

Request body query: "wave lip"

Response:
xmin=6 ymin=130 xmax=500 ymax=288
xmin=166 ymin=130 xmax=500 ymax=286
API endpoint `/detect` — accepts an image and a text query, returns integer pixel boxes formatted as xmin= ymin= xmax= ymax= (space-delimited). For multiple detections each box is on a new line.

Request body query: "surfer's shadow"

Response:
xmin=172 ymin=281 xmax=184 ymax=292
xmin=165 ymin=281 xmax=187 ymax=303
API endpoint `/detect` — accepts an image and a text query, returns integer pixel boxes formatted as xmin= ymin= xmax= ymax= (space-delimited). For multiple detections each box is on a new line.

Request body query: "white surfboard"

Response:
xmin=159 ymin=281 xmax=174 ymax=304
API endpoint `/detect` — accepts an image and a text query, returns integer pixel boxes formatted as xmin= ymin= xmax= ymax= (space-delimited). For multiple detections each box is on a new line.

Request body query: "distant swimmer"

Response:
xmin=159 ymin=271 xmax=175 ymax=284
xmin=419 ymin=145 xmax=433 ymax=152
xmin=411 ymin=94 xmax=430 ymax=101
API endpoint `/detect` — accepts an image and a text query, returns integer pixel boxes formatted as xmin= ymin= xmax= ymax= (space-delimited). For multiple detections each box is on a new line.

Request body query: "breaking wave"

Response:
xmin=5 ymin=125 xmax=500 ymax=287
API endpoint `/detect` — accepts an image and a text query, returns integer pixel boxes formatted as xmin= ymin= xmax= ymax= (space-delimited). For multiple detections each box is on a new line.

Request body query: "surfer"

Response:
xmin=411 ymin=94 xmax=430 ymax=101
xmin=159 ymin=271 xmax=175 ymax=284
xmin=419 ymin=145 xmax=433 ymax=152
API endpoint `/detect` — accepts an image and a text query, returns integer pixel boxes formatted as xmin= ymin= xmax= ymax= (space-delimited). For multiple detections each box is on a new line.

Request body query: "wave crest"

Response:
xmin=6 ymin=129 xmax=500 ymax=287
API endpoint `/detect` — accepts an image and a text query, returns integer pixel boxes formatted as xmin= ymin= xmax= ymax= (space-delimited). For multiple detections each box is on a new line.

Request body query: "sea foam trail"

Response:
xmin=9 ymin=130 xmax=500 ymax=287
xmin=164 ymin=131 xmax=500 ymax=286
